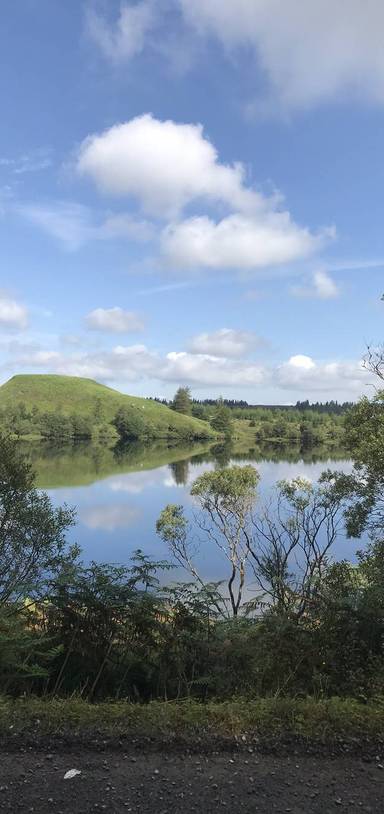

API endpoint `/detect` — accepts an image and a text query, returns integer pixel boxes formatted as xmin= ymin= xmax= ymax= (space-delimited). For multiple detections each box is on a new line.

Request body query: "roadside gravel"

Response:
xmin=1 ymin=747 xmax=384 ymax=813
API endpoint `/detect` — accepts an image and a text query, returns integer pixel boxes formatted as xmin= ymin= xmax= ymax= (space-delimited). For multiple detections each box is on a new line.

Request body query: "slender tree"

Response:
xmin=211 ymin=397 xmax=233 ymax=437
xmin=157 ymin=466 xmax=259 ymax=617
xmin=172 ymin=387 xmax=192 ymax=415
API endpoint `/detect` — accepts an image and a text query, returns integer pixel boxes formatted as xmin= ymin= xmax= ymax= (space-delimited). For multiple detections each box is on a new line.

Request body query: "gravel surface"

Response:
xmin=1 ymin=748 xmax=384 ymax=813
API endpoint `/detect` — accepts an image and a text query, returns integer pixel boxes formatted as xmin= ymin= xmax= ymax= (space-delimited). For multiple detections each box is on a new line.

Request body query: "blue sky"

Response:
xmin=0 ymin=0 xmax=383 ymax=403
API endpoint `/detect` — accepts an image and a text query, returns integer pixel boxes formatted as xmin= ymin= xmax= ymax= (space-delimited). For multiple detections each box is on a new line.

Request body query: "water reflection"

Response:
xmin=25 ymin=439 xmax=358 ymax=578
xmin=81 ymin=504 xmax=141 ymax=532
xmin=168 ymin=458 xmax=190 ymax=486
xmin=23 ymin=438 xmax=350 ymax=490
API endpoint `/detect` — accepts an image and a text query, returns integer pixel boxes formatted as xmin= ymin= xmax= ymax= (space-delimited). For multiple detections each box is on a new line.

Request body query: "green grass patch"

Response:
xmin=2 ymin=697 xmax=384 ymax=744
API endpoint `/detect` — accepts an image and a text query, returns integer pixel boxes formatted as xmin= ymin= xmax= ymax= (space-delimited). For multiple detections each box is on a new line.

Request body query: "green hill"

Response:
xmin=0 ymin=375 xmax=214 ymax=442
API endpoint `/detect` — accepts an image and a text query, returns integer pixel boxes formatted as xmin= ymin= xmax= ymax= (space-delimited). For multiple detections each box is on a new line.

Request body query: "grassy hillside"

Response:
xmin=0 ymin=375 xmax=214 ymax=441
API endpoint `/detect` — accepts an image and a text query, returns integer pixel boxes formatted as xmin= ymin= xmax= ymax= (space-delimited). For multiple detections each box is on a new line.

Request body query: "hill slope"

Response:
xmin=0 ymin=375 xmax=214 ymax=441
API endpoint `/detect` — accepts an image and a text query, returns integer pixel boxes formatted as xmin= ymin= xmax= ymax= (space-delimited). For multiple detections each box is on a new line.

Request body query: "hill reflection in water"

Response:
xmin=24 ymin=439 xmax=356 ymax=579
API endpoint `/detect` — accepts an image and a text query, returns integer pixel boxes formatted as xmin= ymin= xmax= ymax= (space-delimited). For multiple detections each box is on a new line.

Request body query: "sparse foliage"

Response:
xmin=157 ymin=466 xmax=259 ymax=617
xmin=247 ymin=474 xmax=346 ymax=618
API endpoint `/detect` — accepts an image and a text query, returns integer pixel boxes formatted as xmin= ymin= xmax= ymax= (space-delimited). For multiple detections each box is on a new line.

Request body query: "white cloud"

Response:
xmin=50 ymin=344 xmax=156 ymax=382
xmin=188 ymin=328 xmax=261 ymax=358
xmin=76 ymin=113 xmax=332 ymax=271
xmin=162 ymin=213 xmax=329 ymax=270
xmin=277 ymin=354 xmax=369 ymax=394
xmin=161 ymin=351 xmax=266 ymax=386
xmin=291 ymin=269 xmax=339 ymax=300
xmin=77 ymin=113 xmax=265 ymax=217
xmin=285 ymin=354 xmax=316 ymax=371
xmin=312 ymin=270 xmax=339 ymax=299
xmin=61 ymin=343 xmax=163 ymax=382
xmin=0 ymin=295 xmax=28 ymax=330
xmin=86 ymin=1 xmax=156 ymax=64
xmin=85 ymin=307 xmax=145 ymax=334
xmin=179 ymin=0 xmax=384 ymax=111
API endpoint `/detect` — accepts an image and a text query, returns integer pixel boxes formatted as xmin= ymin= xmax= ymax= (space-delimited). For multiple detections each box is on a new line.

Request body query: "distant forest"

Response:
xmin=151 ymin=396 xmax=353 ymax=414
xmin=147 ymin=395 xmax=350 ymax=448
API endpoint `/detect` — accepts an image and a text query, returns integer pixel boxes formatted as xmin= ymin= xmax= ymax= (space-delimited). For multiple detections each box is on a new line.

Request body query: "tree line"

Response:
xmin=168 ymin=386 xmax=345 ymax=446
xmin=152 ymin=393 xmax=353 ymax=415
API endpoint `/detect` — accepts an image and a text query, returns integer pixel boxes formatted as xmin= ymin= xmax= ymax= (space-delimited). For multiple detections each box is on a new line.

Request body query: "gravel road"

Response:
xmin=1 ymin=748 xmax=384 ymax=812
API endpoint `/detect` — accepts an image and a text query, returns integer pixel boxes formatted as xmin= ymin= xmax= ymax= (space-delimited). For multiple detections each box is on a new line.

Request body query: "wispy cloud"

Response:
xmin=86 ymin=1 xmax=156 ymax=65
xmin=14 ymin=200 xmax=154 ymax=250
xmin=0 ymin=148 xmax=53 ymax=175
xmin=137 ymin=281 xmax=192 ymax=296
xmin=325 ymin=259 xmax=384 ymax=273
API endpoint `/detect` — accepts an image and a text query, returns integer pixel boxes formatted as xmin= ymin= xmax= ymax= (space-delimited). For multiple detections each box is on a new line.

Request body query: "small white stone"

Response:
xmin=64 ymin=769 xmax=81 ymax=780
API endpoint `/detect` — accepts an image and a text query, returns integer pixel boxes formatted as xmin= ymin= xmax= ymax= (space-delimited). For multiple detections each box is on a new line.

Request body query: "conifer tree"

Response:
xmin=211 ymin=397 xmax=233 ymax=437
xmin=172 ymin=386 xmax=192 ymax=415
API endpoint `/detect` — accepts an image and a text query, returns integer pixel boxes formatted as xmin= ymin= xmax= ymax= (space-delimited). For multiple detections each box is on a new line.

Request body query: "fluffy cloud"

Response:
xmin=277 ymin=354 xmax=368 ymax=393
xmin=162 ymin=213 xmax=328 ymax=270
xmin=188 ymin=328 xmax=262 ymax=358
xmin=312 ymin=271 xmax=339 ymax=299
xmin=58 ymin=345 xmax=266 ymax=387
xmin=77 ymin=114 xmax=331 ymax=269
xmin=86 ymin=1 xmax=156 ymax=64
xmin=0 ymin=295 xmax=28 ymax=330
xmin=179 ymin=0 xmax=384 ymax=111
xmin=77 ymin=114 xmax=259 ymax=217
xmin=291 ymin=270 xmax=339 ymax=300
xmin=85 ymin=307 xmax=144 ymax=334
xmin=160 ymin=351 xmax=266 ymax=386
xmin=52 ymin=344 xmax=156 ymax=382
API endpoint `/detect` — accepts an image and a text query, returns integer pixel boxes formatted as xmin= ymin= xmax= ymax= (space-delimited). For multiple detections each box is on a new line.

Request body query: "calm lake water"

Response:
xmin=27 ymin=441 xmax=363 ymax=586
